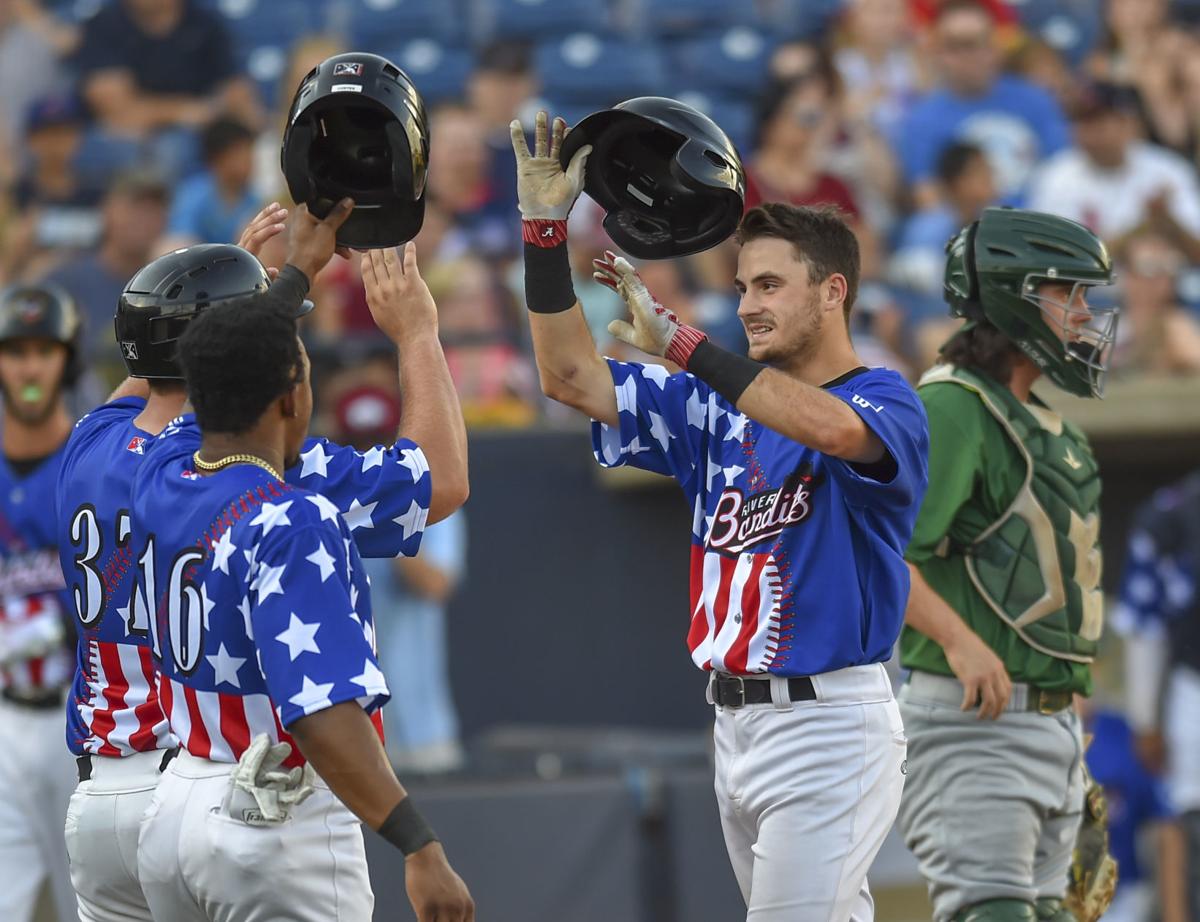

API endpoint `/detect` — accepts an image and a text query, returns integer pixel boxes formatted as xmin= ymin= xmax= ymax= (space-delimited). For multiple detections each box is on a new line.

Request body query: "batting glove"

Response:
xmin=229 ymin=733 xmax=315 ymax=823
xmin=510 ymin=111 xmax=590 ymax=221
xmin=594 ymin=250 xmax=708 ymax=367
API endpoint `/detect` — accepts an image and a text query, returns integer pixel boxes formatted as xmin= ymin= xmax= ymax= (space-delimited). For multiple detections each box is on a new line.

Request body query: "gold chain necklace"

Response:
xmin=192 ymin=451 xmax=282 ymax=481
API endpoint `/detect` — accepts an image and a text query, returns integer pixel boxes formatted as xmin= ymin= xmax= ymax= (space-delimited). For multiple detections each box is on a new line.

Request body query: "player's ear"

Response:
xmin=280 ymin=385 xmax=299 ymax=420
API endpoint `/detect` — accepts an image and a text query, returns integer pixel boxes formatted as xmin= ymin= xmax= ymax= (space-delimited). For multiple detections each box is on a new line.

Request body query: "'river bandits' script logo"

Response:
xmin=708 ymin=464 xmax=823 ymax=554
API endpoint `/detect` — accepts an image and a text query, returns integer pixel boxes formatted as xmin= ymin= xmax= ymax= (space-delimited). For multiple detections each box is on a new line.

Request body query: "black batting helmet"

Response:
xmin=281 ymin=52 xmax=430 ymax=250
xmin=559 ymin=96 xmax=745 ymax=259
xmin=0 ymin=283 xmax=82 ymax=385
xmin=115 ymin=244 xmax=311 ymax=380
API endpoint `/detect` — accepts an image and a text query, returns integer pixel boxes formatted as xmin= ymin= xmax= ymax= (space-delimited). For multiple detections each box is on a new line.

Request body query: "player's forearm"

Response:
xmin=904 ymin=562 xmax=975 ymax=650
xmin=289 ymin=701 xmax=408 ymax=829
xmin=396 ymin=332 xmax=468 ymax=524
xmin=735 ymin=365 xmax=883 ymax=463
xmin=1156 ymin=820 xmax=1189 ymax=922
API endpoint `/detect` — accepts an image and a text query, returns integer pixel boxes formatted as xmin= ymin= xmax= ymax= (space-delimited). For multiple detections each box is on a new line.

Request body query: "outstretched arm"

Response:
xmin=511 ymin=112 xmax=617 ymax=425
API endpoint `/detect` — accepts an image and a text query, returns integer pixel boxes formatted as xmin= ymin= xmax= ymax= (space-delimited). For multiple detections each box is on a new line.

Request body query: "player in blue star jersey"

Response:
xmin=133 ymin=288 xmax=473 ymax=922
xmin=56 ymin=202 xmax=468 ymax=921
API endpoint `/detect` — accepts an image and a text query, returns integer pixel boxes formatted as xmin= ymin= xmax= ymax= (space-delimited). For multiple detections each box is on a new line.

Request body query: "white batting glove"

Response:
xmin=229 ymin=733 xmax=315 ymax=823
xmin=594 ymin=250 xmax=707 ymax=366
xmin=510 ymin=110 xmax=591 ymax=221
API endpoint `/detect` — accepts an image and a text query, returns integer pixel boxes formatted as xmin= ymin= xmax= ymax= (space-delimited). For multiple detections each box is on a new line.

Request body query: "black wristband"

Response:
xmin=378 ymin=796 xmax=438 ymax=856
xmin=268 ymin=265 xmax=311 ymax=312
xmin=687 ymin=339 xmax=766 ymax=406
xmin=523 ymin=241 xmax=577 ymax=314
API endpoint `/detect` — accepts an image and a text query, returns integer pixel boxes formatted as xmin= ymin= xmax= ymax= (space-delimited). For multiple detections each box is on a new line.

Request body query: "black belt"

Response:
xmin=77 ymin=747 xmax=179 ymax=784
xmin=2 ymin=687 xmax=65 ymax=710
xmin=710 ymin=673 xmax=816 ymax=709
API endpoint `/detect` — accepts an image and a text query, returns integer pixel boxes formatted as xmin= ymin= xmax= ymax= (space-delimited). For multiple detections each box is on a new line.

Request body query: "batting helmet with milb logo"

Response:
xmin=558 ymin=96 xmax=745 ymax=259
xmin=115 ymin=244 xmax=309 ymax=380
xmin=281 ymin=52 xmax=430 ymax=249
xmin=0 ymin=283 xmax=82 ymax=385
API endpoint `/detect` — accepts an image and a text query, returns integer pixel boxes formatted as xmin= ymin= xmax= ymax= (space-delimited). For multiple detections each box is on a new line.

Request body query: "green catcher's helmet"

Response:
xmin=945 ymin=207 xmax=1117 ymax=397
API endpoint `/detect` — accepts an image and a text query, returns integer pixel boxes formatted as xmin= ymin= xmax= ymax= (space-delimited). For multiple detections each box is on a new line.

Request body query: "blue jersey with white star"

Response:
xmin=57 ymin=400 xmax=430 ymax=756
xmin=0 ymin=442 xmax=72 ymax=694
xmin=130 ymin=419 xmax=388 ymax=764
xmin=592 ymin=360 xmax=929 ymax=677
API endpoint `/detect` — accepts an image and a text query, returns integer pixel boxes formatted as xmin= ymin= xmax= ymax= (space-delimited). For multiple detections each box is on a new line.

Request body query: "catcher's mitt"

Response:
xmin=1064 ymin=765 xmax=1118 ymax=922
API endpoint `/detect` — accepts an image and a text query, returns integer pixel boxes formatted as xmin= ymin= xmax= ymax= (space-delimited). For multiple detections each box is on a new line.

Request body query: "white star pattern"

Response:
xmin=362 ymin=619 xmax=375 ymax=649
xmin=342 ymin=499 xmax=377 ymax=531
xmin=211 ymin=527 xmax=237 ymax=574
xmin=306 ymin=493 xmax=340 ymax=523
xmin=647 ymin=411 xmax=674 ymax=451
xmin=724 ymin=413 xmax=747 ymax=442
xmin=343 ymin=539 xmax=354 ymax=582
xmin=289 ymin=675 xmax=333 ymax=713
xmin=306 ymin=542 xmax=336 ymax=582
xmin=200 ymin=582 xmax=216 ymax=630
xmin=238 ymin=595 xmax=253 ymax=640
xmin=393 ymin=500 xmax=428 ymax=541
xmin=118 ymin=602 xmax=133 ymax=634
xmin=398 ymin=447 xmax=429 ymax=481
xmin=360 ymin=446 xmax=384 ymax=472
xmin=639 ymin=363 xmax=671 ymax=389
xmin=243 ymin=545 xmax=259 ymax=570
xmin=251 ymin=562 xmax=286 ymax=604
xmin=249 ymin=500 xmax=294 ymax=536
xmin=349 ymin=583 xmax=359 ymax=611
xmin=274 ymin=613 xmax=321 ymax=661
xmin=350 ymin=658 xmax=387 ymax=694
xmin=298 ymin=442 xmax=331 ymax=479
xmin=691 ymin=494 xmax=706 ymax=539
xmin=685 ymin=389 xmax=707 ymax=431
xmin=615 ymin=374 xmax=639 ymax=415
xmin=706 ymin=393 xmax=726 ymax=435
xmin=721 ymin=464 xmax=745 ymax=486
xmin=705 ymin=454 xmax=724 ymax=493
xmin=206 ymin=642 xmax=246 ymax=688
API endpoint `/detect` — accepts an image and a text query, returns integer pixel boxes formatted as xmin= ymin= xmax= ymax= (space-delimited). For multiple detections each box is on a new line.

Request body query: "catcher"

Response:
xmin=897 ymin=207 xmax=1119 ymax=922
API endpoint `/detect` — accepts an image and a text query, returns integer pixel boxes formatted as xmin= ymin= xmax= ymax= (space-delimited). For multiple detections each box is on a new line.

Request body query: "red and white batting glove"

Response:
xmin=510 ymin=110 xmax=590 ymax=247
xmin=593 ymin=250 xmax=707 ymax=368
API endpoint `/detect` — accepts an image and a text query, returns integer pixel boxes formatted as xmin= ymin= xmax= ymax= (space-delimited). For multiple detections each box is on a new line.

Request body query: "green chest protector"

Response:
xmin=921 ymin=365 xmax=1103 ymax=663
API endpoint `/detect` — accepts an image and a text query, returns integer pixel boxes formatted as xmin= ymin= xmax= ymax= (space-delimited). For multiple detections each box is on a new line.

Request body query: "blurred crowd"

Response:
xmin=3 ymin=0 xmax=1200 ymax=423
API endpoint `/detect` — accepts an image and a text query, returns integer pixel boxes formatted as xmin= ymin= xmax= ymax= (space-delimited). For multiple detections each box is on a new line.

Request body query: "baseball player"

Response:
xmin=512 ymin=111 xmax=930 ymax=921
xmin=56 ymin=203 xmax=468 ymax=920
xmin=896 ymin=208 xmax=1119 ymax=922
xmin=132 ymin=276 xmax=472 ymax=921
xmin=0 ymin=283 xmax=81 ymax=922
xmin=1113 ymin=470 xmax=1200 ymax=920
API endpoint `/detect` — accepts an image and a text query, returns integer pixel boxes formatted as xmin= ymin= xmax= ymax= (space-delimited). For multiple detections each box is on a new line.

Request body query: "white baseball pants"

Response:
xmin=137 ymin=749 xmax=374 ymax=922
xmin=0 ymin=696 xmax=78 ymax=922
xmin=712 ymin=663 xmax=907 ymax=922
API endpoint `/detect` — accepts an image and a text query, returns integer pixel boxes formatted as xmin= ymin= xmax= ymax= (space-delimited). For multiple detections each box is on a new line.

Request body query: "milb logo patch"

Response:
xmin=333 ymin=62 xmax=364 ymax=76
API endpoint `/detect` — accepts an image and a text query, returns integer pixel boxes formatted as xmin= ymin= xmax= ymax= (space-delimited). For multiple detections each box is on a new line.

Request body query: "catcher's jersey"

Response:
xmin=129 ymin=418 xmax=390 ymax=766
xmin=57 ymin=399 xmax=429 ymax=757
xmin=592 ymin=360 xmax=928 ymax=677
xmin=0 ymin=444 xmax=72 ymax=693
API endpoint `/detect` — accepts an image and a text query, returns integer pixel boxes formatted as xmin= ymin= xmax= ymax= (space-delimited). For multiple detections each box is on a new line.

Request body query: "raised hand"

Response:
xmin=510 ymin=110 xmax=590 ymax=220
xmin=360 ymin=243 xmax=437 ymax=344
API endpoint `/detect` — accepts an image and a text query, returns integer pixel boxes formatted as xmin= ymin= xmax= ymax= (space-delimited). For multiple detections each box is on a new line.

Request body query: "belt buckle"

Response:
xmin=720 ymin=674 xmax=746 ymax=709
xmin=1037 ymin=690 xmax=1070 ymax=715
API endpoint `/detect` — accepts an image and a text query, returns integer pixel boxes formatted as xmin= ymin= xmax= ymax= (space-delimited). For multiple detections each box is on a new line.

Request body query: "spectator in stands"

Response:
xmin=894 ymin=0 xmax=1070 ymax=209
xmin=468 ymin=40 xmax=537 ymax=221
xmin=1110 ymin=229 xmax=1200 ymax=377
xmin=1027 ymin=82 xmax=1200 ymax=261
xmin=75 ymin=0 xmax=261 ymax=181
xmin=832 ymin=0 xmax=927 ymax=139
xmin=888 ymin=141 xmax=995 ymax=334
xmin=1007 ymin=37 xmax=1077 ymax=111
xmin=426 ymin=255 xmax=537 ymax=428
xmin=165 ymin=116 xmax=259 ymax=247
xmin=1 ymin=96 xmax=103 ymax=283
xmin=1086 ymin=0 xmax=1199 ymax=159
xmin=0 ymin=0 xmax=75 ymax=190
xmin=427 ymin=102 xmax=512 ymax=258
xmin=38 ymin=170 xmax=168 ymax=367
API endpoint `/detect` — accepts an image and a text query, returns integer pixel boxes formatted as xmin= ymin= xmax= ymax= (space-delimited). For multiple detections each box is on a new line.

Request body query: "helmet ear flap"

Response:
xmin=385 ymin=119 xmax=414 ymax=200
xmin=281 ymin=121 xmax=314 ymax=205
xmin=960 ymin=219 xmax=985 ymax=321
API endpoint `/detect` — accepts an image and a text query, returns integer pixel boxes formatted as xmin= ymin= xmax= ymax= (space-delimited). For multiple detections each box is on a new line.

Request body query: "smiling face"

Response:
xmin=734 ymin=237 xmax=844 ymax=368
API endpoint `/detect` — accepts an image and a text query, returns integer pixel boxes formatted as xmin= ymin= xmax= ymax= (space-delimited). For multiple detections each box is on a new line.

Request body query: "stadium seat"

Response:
xmin=343 ymin=0 xmax=463 ymax=49
xmin=534 ymin=33 xmax=666 ymax=107
xmin=670 ymin=89 xmax=755 ymax=156
xmin=468 ymin=0 xmax=612 ymax=45
xmin=624 ymin=0 xmax=759 ymax=36
xmin=1010 ymin=0 xmax=1103 ymax=68
xmin=668 ymin=27 xmax=776 ymax=97
xmin=241 ymin=43 xmax=291 ymax=108
xmin=219 ymin=0 xmax=320 ymax=51
xmin=766 ymin=0 xmax=845 ymax=40
xmin=389 ymin=39 xmax=475 ymax=104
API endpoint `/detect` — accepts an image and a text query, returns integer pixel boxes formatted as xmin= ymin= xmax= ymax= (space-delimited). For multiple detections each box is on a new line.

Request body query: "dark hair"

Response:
xmin=939 ymin=320 xmax=1020 ymax=385
xmin=735 ymin=203 xmax=860 ymax=319
xmin=475 ymin=40 xmax=532 ymax=76
xmin=752 ymin=63 xmax=840 ymax=151
xmin=200 ymin=117 xmax=255 ymax=164
xmin=936 ymin=141 xmax=985 ymax=185
xmin=178 ymin=295 xmax=302 ymax=434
